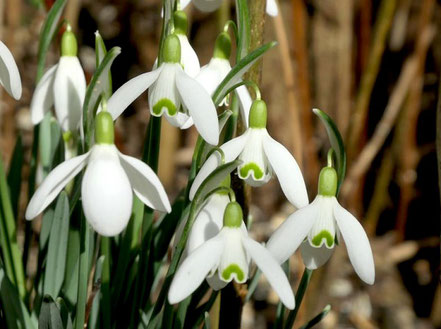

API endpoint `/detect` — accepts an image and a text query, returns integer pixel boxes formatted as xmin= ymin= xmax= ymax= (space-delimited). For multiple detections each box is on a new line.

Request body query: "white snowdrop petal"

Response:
xmin=300 ymin=241 xmax=334 ymax=269
xmin=189 ymin=130 xmax=249 ymax=200
xmin=118 ymin=152 xmax=171 ymax=213
xmin=235 ymin=85 xmax=252 ymax=127
xmin=243 ymin=236 xmax=295 ymax=310
xmin=238 ymin=129 xmax=270 ymax=186
xmin=0 ymin=41 xmax=22 ymax=100
xmin=180 ymin=116 xmax=194 ymax=129
xmin=168 ymin=234 xmax=225 ymax=304
xmin=108 ymin=66 xmax=163 ymax=120
xmin=148 ymin=64 xmax=181 ymax=117
xmin=193 ymin=0 xmax=223 ymax=11
xmin=206 ymin=275 xmax=228 ymax=291
xmin=175 ymin=67 xmax=219 ymax=145
xmin=266 ymin=0 xmax=279 ymax=16
xmin=25 ymin=152 xmax=90 ymax=220
xmin=30 ymin=65 xmax=57 ymax=125
xmin=177 ymin=34 xmax=200 ymax=78
xmin=266 ymin=198 xmax=320 ymax=264
xmin=82 ymin=145 xmax=133 ymax=237
xmin=218 ymin=228 xmax=249 ymax=284
xmin=262 ymin=132 xmax=309 ymax=208
xmin=333 ymin=201 xmax=375 ymax=285
xmin=307 ymin=196 xmax=337 ymax=249
xmin=166 ymin=112 xmax=192 ymax=128
xmin=196 ymin=58 xmax=231 ymax=98
xmin=180 ymin=0 xmax=192 ymax=9
xmin=187 ymin=194 xmax=229 ymax=253
xmin=53 ymin=57 xmax=86 ymax=132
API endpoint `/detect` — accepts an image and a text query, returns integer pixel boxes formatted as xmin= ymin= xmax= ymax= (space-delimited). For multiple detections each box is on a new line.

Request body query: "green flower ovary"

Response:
xmin=152 ymin=99 xmax=177 ymax=117
xmin=239 ymin=162 xmax=264 ymax=180
xmin=221 ymin=264 xmax=245 ymax=282
xmin=311 ymin=230 xmax=335 ymax=248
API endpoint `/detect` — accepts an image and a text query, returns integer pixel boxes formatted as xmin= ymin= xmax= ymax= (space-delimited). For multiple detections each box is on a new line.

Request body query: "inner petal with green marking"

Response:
xmin=221 ymin=263 xmax=245 ymax=282
xmin=311 ymin=230 xmax=335 ymax=248
xmin=239 ymin=162 xmax=264 ymax=180
xmin=152 ymin=98 xmax=177 ymax=117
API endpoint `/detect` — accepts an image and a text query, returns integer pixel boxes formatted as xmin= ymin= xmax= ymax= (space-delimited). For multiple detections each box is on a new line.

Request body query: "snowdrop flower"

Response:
xmin=196 ymin=31 xmax=252 ymax=126
xmin=107 ymin=34 xmax=219 ymax=145
xmin=181 ymin=0 xmax=278 ymax=16
xmin=174 ymin=10 xmax=200 ymax=77
xmin=0 ymin=41 xmax=22 ymax=100
xmin=30 ymin=25 xmax=86 ymax=133
xmin=25 ymin=111 xmax=171 ymax=236
xmin=169 ymin=201 xmax=294 ymax=309
xmin=189 ymin=99 xmax=308 ymax=209
xmin=267 ymin=166 xmax=375 ymax=284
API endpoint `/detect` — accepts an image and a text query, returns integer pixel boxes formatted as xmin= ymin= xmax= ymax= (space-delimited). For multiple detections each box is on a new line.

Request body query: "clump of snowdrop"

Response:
xmin=30 ymin=24 xmax=86 ymax=135
xmin=190 ymin=99 xmax=308 ymax=209
xmin=107 ymin=34 xmax=219 ymax=145
xmin=26 ymin=108 xmax=171 ymax=237
xmin=267 ymin=165 xmax=375 ymax=284
xmin=196 ymin=30 xmax=252 ymax=126
xmin=181 ymin=0 xmax=279 ymax=16
xmin=0 ymin=41 xmax=22 ymax=100
xmin=169 ymin=201 xmax=295 ymax=309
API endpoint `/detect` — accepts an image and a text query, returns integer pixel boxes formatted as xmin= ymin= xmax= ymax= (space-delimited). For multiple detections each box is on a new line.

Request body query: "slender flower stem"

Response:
xmin=284 ymin=268 xmax=313 ymax=329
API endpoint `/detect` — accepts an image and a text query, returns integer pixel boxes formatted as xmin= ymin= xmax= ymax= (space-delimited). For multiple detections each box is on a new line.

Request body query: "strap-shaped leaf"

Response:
xmin=235 ymin=0 xmax=251 ymax=60
xmin=299 ymin=305 xmax=331 ymax=329
xmin=36 ymin=0 xmax=68 ymax=81
xmin=95 ymin=31 xmax=112 ymax=99
xmin=313 ymin=108 xmax=347 ymax=193
xmin=43 ymin=192 xmax=70 ymax=298
xmin=39 ymin=295 xmax=64 ymax=329
xmin=7 ymin=135 xmax=24 ymax=217
xmin=83 ymin=46 xmax=121 ymax=148
xmin=212 ymin=41 xmax=277 ymax=106
xmin=0 ymin=265 xmax=36 ymax=329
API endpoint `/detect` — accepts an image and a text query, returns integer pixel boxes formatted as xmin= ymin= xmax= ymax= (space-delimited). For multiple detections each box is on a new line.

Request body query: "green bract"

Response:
xmin=318 ymin=167 xmax=338 ymax=197
xmin=249 ymin=99 xmax=267 ymax=128
xmin=163 ymin=34 xmax=181 ymax=64
xmin=61 ymin=25 xmax=78 ymax=57
xmin=95 ymin=111 xmax=115 ymax=145
xmin=213 ymin=32 xmax=232 ymax=60
xmin=223 ymin=201 xmax=243 ymax=228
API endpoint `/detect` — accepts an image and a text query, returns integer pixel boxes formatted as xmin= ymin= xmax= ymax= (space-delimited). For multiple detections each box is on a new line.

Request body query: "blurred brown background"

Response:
xmin=0 ymin=0 xmax=440 ymax=328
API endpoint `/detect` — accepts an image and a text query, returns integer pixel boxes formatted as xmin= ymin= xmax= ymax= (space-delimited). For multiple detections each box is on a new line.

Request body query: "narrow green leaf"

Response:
xmin=55 ymin=298 xmax=73 ymax=329
xmin=43 ymin=192 xmax=70 ymax=298
xmin=61 ymin=227 xmax=80 ymax=306
xmin=235 ymin=0 xmax=251 ymax=61
xmin=212 ymin=41 xmax=277 ymax=106
xmin=83 ymin=46 xmax=121 ymax=148
xmin=284 ymin=268 xmax=313 ymax=329
xmin=88 ymin=255 xmax=105 ymax=329
xmin=36 ymin=0 xmax=68 ymax=81
xmin=299 ymin=305 xmax=331 ymax=329
xmin=0 ymin=265 xmax=36 ymax=329
xmin=95 ymin=31 xmax=112 ymax=99
xmin=203 ymin=312 xmax=210 ymax=329
xmin=39 ymin=295 xmax=64 ymax=329
xmin=0 ymin=153 xmax=26 ymax=298
xmin=313 ymin=109 xmax=347 ymax=193
xmin=7 ymin=135 xmax=24 ymax=218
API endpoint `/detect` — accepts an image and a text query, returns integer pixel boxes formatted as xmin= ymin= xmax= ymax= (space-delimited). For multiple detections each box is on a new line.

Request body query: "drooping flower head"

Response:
xmin=0 ymin=40 xmax=22 ymax=100
xmin=266 ymin=166 xmax=375 ymax=285
xmin=107 ymin=34 xmax=219 ymax=145
xmin=26 ymin=109 xmax=171 ymax=236
xmin=190 ymin=99 xmax=308 ymax=209
xmin=196 ymin=31 xmax=252 ymax=126
xmin=169 ymin=201 xmax=295 ymax=309
xmin=30 ymin=25 xmax=86 ymax=133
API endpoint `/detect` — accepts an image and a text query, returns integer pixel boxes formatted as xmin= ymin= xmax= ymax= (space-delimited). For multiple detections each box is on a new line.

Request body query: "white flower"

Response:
xmin=189 ymin=99 xmax=308 ymax=209
xmin=181 ymin=0 xmax=278 ymax=16
xmin=168 ymin=202 xmax=294 ymax=309
xmin=107 ymin=34 xmax=219 ymax=145
xmin=25 ymin=112 xmax=171 ymax=237
xmin=266 ymin=167 xmax=375 ymax=285
xmin=196 ymin=31 xmax=252 ymax=126
xmin=0 ymin=41 xmax=22 ymax=100
xmin=30 ymin=27 xmax=86 ymax=132
xmin=176 ymin=34 xmax=200 ymax=78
